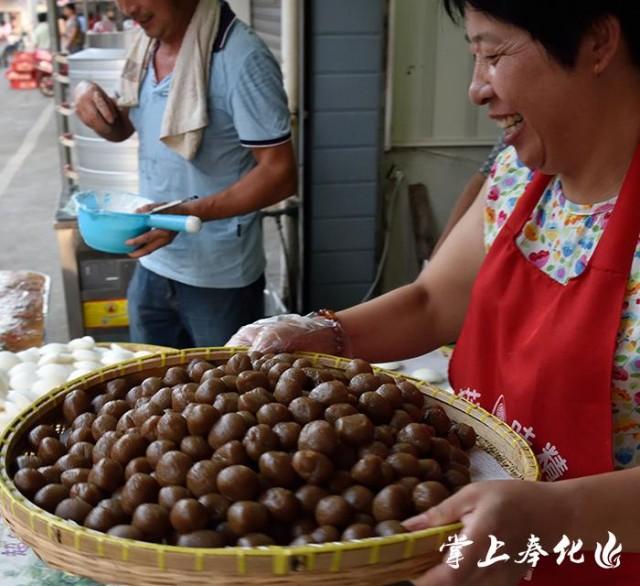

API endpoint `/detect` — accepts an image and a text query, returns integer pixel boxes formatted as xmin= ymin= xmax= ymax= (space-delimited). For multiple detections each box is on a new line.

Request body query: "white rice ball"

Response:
xmin=37 ymin=364 xmax=72 ymax=386
xmin=9 ymin=361 xmax=38 ymax=378
xmin=6 ymin=391 xmax=33 ymax=411
xmin=0 ymin=406 xmax=18 ymax=427
xmin=38 ymin=352 xmax=75 ymax=366
xmin=0 ymin=413 xmax=13 ymax=432
xmin=40 ymin=343 xmax=69 ymax=355
xmin=72 ymin=361 xmax=102 ymax=373
xmin=16 ymin=348 xmax=40 ymax=363
xmin=20 ymin=388 xmax=41 ymax=402
xmin=0 ymin=370 xmax=9 ymax=394
xmin=71 ymin=349 xmax=100 ymax=362
xmin=0 ymin=351 xmax=20 ymax=371
xmin=411 ymin=367 xmax=446 ymax=384
xmin=67 ymin=370 xmax=94 ymax=382
xmin=10 ymin=371 xmax=39 ymax=392
xmin=101 ymin=350 xmax=134 ymax=365
xmin=373 ymin=361 xmax=403 ymax=370
xmin=31 ymin=379 xmax=57 ymax=398
xmin=68 ymin=336 xmax=96 ymax=350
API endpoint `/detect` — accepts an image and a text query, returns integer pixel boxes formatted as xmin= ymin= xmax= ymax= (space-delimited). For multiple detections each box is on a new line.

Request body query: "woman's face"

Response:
xmin=465 ymin=8 xmax=594 ymax=173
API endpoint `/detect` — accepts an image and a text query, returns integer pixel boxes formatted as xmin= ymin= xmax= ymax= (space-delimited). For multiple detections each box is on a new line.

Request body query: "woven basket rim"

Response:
xmin=0 ymin=347 xmax=539 ymax=573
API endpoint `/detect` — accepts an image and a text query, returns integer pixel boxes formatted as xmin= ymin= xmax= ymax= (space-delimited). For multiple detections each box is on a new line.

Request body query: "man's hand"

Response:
xmin=74 ymin=81 xmax=134 ymax=142
xmin=126 ymin=229 xmax=177 ymax=259
xmin=126 ymin=201 xmax=200 ymax=258
xmin=135 ymin=202 xmax=164 ymax=214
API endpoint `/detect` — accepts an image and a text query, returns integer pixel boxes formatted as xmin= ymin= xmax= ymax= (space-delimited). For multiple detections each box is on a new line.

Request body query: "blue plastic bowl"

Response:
xmin=74 ymin=192 xmax=201 ymax=254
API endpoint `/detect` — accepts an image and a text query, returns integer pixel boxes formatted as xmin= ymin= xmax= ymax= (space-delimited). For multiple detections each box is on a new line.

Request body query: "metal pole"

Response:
xmin=82 ymin=0 xmax=89 ymax=47
xmin=280 ymin=0 xmax=300 ymax=311
xmin=46 ymin=0 xmax=74 ymax=193
xmin=384 ymin=0 xmax=397 ymax=152
xmin=297 ymin=0 xmax=306 ymax=313
xmin=46 ymin=0 xmax=60 ymax=52
xmin=27 ymin=0 xmax=38 ymax=35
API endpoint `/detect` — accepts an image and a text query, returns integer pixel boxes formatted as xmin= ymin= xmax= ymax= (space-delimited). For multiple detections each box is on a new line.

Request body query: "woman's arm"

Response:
xmin=337 ymin=181 xmax=488 ymax=363
xmin=228 ymin=177 xmax=487 ymax=359
xmin=560 ymin=466 xmax=640 ymax=550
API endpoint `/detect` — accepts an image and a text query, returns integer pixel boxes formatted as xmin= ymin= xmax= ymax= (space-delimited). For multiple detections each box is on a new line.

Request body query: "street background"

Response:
xmin=0 ymin=72 xmax=284 ymax=345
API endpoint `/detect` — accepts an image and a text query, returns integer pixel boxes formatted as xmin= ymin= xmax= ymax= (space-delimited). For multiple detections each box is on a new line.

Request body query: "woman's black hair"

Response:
xmin=442 ymin=0 xmax=640 ymax=69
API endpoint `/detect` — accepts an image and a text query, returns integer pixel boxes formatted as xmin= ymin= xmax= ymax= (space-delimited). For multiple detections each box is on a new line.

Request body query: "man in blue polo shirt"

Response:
xmin=74 ymin=0 xmax=297 ymax=348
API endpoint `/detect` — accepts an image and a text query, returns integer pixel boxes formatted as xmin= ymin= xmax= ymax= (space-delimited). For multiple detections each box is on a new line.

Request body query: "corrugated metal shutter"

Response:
xmin=305 ymin=0 xmax=384 ymax=310
xmin=251 ymin=0 xmax=282 ymax=63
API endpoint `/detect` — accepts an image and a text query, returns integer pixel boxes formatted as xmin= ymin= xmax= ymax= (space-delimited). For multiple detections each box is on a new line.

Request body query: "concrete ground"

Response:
xmin=0 ymin=70 xmax=285 ymax=345
xmin=0 ymin=75 xmax=67 ymax=343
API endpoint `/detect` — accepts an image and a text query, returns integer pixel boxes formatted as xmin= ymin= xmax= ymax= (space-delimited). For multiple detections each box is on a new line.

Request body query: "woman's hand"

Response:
xmin=405 ymin=479 xmax=572 ymax=586
xmin=227 ymin=314 xmax=346 ymax=355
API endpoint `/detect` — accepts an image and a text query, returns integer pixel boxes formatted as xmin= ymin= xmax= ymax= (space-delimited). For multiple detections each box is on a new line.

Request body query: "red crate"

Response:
xmin=5 ymin=70 xmax=33 ymax=81
xmin=9 ymin=79 xmax=38 ymax=90
xmin=13 ymin=61 xmax=35 ymax=73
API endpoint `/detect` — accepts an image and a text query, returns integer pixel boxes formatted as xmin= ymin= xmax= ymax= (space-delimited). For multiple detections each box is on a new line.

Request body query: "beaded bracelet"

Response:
xmin=313 ymin=308 xmax=351 ymax=357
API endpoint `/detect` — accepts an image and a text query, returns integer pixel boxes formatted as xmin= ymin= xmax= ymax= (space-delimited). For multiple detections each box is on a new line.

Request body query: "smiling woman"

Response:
xmin=444 ymin=0 xmax=640 ymax=182
xmin=228 ymin=1 xmax=640 ymax=585
xmin=444 ymin=0 xmax=640 ymax=68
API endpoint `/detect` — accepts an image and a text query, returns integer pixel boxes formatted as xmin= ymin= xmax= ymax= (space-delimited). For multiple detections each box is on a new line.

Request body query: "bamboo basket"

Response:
xmin=0 ymin=348 xmax=539 ymax=586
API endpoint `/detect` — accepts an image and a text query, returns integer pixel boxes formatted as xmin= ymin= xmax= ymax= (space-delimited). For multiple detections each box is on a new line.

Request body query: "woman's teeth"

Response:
xmin=497 ymin=114 xmax=524 ymax=130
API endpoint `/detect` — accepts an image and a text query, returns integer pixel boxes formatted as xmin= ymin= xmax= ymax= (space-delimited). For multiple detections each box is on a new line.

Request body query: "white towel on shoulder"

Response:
xmin=119 ymin=0 xmax=221 ymax=160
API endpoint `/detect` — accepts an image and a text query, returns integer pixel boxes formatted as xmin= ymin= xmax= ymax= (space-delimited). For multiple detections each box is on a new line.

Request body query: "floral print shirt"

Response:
xmin=485 ymin=146 xmax=640 ymax=469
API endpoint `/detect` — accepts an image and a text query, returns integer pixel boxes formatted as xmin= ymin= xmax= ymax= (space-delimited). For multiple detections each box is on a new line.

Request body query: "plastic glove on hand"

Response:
xmin=227 ymin=313 xmax=348 ymax=356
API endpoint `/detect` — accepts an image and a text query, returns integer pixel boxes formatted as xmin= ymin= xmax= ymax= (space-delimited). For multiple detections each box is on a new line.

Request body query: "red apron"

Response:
xmin=449 ymin=143 xmax=640 ymax=584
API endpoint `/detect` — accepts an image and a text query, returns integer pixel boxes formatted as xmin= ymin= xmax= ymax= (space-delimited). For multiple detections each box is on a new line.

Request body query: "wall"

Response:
xmin=250 ymin=0 xmax=282 ymax=63
xmin=304 ymin=0 xmax=385 ymax=310
xmin=385 ymin=0 xmax=498 ymax=236
xmin=385 ymin=145 xmax=493 ymax=235
xmin=390 ymin=0 xmax=498 ymax=147
xmin=227 ymin=0 xmax=250 ymax=24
